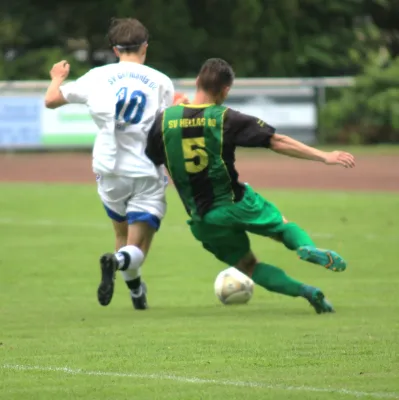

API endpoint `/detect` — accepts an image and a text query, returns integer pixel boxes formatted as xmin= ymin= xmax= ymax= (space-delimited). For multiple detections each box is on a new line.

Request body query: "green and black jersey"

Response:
xmin=145 ymin=104 xmax=275 ymax=219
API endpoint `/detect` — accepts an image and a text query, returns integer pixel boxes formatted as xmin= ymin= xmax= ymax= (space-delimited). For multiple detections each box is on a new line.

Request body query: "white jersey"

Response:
xmin=60 ymin=61 xmax=174 ymax=178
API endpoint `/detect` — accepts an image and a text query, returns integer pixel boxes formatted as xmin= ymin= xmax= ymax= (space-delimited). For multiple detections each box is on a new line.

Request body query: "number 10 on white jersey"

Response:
xmin=115 ymin=86 xmax=147 ymax=128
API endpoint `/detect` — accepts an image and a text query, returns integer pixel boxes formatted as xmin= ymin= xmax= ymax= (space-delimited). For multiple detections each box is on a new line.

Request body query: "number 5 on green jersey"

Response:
xmin=182 ymin=137 xmax=209 ymax=173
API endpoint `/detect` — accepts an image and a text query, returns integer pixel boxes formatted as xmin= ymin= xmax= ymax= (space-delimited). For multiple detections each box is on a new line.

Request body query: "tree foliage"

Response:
xmin=1 ymin=0 xmax=398 ymax=80
xmin=321 ymin=55 xmax=399 ymax=144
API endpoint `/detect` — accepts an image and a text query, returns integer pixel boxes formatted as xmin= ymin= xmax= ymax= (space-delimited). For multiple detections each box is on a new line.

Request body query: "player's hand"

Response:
xmin=173 ymin=92 xmax=189 ymax=105
xmin=50 ymin=60 xmax=70 ymax=81
xmin=324 ymin=151 xmax=355 ymax=168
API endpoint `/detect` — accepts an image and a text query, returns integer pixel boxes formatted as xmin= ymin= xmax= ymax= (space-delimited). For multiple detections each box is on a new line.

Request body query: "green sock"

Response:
xmin=281 ymin=222 xmax=315 ymax=250
xmin=251 ymin=262 xmax=304 ymax=297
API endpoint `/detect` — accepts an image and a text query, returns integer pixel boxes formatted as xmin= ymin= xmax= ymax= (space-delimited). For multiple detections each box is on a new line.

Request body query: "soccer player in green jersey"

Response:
xmin=145 ymin=58 xmax=355 ymax=313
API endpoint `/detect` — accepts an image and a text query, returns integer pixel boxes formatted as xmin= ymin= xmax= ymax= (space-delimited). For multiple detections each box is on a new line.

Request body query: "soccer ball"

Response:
xmin=214 ymin=267 xmax=254 ymax=305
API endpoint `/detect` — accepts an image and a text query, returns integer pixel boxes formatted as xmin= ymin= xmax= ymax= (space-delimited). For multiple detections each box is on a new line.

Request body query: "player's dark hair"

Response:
xmin=197 ymin=58 xmax=235 ymax=96
xmin=108 ymin=18 xmax=149 ymax=53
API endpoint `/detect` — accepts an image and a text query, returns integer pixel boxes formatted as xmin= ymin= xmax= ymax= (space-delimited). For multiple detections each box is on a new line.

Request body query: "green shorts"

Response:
xmin=188 ymin=184 xmax=285 ymax=266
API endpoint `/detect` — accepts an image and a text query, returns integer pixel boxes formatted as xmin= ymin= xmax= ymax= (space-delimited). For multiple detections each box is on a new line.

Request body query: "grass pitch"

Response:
xmin=0 ymin=184 xmax=398 ymax=400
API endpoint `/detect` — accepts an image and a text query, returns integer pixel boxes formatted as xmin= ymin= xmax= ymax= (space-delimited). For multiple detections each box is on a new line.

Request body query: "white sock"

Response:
xmin=119 ymin=267 xmax=141 ymax=284
xmin=115 ymin=245 xmax=144 ymax=271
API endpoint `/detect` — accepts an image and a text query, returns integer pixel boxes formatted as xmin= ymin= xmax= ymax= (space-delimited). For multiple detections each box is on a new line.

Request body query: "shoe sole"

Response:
xmin=97 ymin=254 xmax=117 ymax=306
xmin=297 ymin=247 xmax=346 ymax=272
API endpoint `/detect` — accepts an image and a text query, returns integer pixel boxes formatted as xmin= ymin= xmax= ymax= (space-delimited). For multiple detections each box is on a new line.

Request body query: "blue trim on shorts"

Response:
xmin=103 ymin=204 xmax=126 ymax=223
xmin=126 ymin=212 xmax=161 ymax=230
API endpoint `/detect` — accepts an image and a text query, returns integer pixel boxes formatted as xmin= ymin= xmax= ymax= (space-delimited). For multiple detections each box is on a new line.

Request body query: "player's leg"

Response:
xmin=108 ymin=221 xmax=157 ymax=309
xmin=190 ymin=221 xmax=333 ymax=314
xmin=97 ymin=218 xmax=147 ymax=307
xmin=96 ymin=174 xmax=130 ymax=306
xmin=235 ymin=251 xmax=334 ymax=314
xmin=237 ymin=185 xmax=346 ymax=272
xmin=97 ymin=175 xmax=166 ymax=309
xmin=111 ymin=219 xmax=128 ymax=250
xmin=267 ymin=222 xmax=347 ymax=270
xmin=278 ymin=221 xmax=346 ymax=272
xmin=107 ymin=219 xmax=148 ymax=305
xmin=98 ymin=221 xmax=154 ymax=309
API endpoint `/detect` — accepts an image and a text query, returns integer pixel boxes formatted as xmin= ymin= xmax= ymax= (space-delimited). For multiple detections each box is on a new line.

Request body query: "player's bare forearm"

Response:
xmin=45 ymin=60 xmax=70 ymax=109
xmin=44 ymin=78 xmax=67 ymax=109
xmin=269 ymin=134 xmax=355 ymax=168
xmin=270 ymin=134 xmax=327 ymax=162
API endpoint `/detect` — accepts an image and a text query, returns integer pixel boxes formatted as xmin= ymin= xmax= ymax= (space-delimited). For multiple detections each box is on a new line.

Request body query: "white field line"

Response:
xmin=0 ymin=217 xmax=396 ymax=241
xmin=2 ymin=364 xmax=399 ymax=399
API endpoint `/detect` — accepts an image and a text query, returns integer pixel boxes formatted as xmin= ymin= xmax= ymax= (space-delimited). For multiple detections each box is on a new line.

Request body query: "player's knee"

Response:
xmin=269 ymin=233 xmax=283 ymax=243
xmin=126 ymin=214 xmax=160 ymax=254
xmin=236 ymin=252 xmax=258 ymax=276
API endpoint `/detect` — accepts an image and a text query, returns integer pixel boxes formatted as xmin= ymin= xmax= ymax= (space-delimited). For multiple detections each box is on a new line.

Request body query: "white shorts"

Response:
xmin=97 ymin=174 xmax=167 ymax=230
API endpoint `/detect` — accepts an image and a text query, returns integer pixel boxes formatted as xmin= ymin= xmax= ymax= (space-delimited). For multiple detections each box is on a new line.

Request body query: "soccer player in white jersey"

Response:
xmin=44 ymin=18 xmax=181 ymax=310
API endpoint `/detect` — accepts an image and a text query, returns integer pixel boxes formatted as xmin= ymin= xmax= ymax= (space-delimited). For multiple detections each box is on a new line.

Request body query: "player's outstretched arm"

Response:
xmin=269 ymin=134 xmax=355 ymax=168
xmin=44 ymin=60 xmax=70 ymax=109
